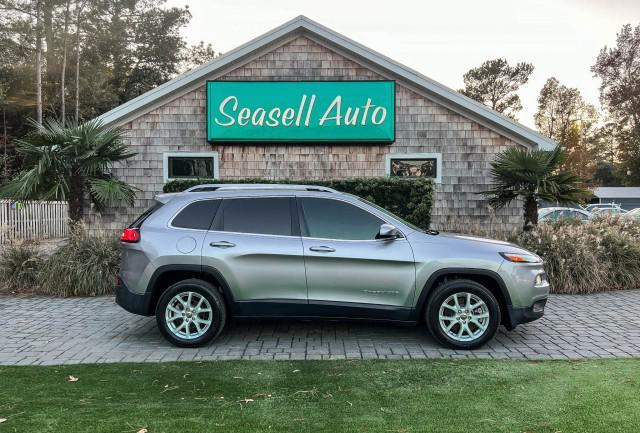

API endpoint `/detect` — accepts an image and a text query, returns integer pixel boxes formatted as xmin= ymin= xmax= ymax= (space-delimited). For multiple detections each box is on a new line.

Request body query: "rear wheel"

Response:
xmin=156 ymin=278 xmax=227 ymax=347
xmin=425 ymin=279 xmax=500 ymax=350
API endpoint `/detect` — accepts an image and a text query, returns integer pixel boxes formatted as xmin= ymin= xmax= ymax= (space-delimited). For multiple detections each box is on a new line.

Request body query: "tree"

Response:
xmin=0 ymin=0 xmax=209 ymax=144
xmin=34 ymin=0 xmax=42 ymax=125
xmin=592 ymin=23 xmax=640 ymax=184
xmin=180 ymin=41 xmax=216 ymax=73
xmin=0 ymin=118 xmax=137 ymax=222
xmin=482 ymin=147 xmax=590 ymax=231
xmin=593 ymin=161 xmax=623 ymax=186
xmin=534 ymin=77 xmax=598 ymax=179
xmin=59 ymin=0 xmax=71 ymax=123
xmin=460 ymin=58 xmax=534 ymax=120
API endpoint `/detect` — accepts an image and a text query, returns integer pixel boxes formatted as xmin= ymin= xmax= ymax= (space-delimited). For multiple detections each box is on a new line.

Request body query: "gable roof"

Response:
xmin=97 ymin=15 xmax=556 ymax=150
xmin=593 ymin=187 xmax=640 ymax=199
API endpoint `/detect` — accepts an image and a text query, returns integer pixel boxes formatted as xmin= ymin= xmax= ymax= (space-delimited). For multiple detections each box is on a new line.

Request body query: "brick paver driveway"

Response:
xmin=1 ymin=291 xmax=639 ymax=365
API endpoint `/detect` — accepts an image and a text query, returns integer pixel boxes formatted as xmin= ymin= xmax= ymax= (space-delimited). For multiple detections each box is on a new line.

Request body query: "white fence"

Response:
xmin=0 ymin=200 xmax=69 ymax=244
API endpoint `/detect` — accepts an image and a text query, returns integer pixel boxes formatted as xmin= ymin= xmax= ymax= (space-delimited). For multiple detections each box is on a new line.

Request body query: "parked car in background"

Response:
xmin=622 ymin=208 xmax=640 ymax=220
xmin=116 ymin=184 xmax=550 ymax=350
xmin=591 ymin=207 xmax=628 ymax=216
xmin=583 ymin=203 xmax=625 ymax=214
xmin=539 ymin=207 xmax=592 ymax=222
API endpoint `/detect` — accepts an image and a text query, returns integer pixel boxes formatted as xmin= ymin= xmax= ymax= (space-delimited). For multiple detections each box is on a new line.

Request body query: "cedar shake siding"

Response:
xmin=87 ymin=32 xmax=530 ymax=232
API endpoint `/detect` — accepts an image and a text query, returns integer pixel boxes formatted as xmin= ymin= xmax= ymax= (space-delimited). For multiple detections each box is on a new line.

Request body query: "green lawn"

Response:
xmin=1 ymin=360 xmax=638 ymax=433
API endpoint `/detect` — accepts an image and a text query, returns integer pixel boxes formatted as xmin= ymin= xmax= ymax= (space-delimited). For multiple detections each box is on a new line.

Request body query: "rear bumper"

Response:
xmin=506 ymin=298 xmax=547 ymax=329
xmin=115 ymin=276 xmax=154 ymax=316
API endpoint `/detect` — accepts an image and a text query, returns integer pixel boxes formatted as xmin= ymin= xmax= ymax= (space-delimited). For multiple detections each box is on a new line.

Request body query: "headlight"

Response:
xmin=499 ymin=252 xmax=542 ymax=263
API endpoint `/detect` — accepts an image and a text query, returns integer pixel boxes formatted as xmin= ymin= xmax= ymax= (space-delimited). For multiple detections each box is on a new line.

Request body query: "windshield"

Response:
xmin=356 ymin=197 xmax=424 ymax=232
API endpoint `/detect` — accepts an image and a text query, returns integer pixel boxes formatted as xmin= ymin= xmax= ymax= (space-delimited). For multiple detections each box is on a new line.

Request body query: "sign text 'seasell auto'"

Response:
xmin=206 ymin=81 xmax=395 ymax=142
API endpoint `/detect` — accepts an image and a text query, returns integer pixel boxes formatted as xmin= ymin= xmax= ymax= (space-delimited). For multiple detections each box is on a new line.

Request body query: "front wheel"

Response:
xmin=425 ymin=279 xmax=501 ymax=350
xmin=156 ymin=279 xmax=227 ymax=347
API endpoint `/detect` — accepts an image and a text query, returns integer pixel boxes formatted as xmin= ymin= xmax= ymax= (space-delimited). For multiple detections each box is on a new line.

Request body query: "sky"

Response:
xmin=166 ymin=0 xmax=640 ymax=128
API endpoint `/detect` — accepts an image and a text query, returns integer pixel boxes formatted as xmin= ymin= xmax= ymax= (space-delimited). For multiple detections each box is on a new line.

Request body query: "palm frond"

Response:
xmin=3 ymin=118 xmax=136 ymax=217
xmin=482 ymin=146 xmax=586 ymax=209
xmin=88 ymin=177 xmax=138 ymax=211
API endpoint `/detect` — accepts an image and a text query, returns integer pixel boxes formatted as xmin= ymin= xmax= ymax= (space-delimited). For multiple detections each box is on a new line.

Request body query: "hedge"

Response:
xmin=164 ymin=177 xmax=434 ymax=229
xmin=515 ymin=216 xmax=640 ymax=294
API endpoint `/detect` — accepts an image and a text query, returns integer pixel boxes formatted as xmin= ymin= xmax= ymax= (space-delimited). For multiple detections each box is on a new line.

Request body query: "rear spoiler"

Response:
xmin=153 ymin=193 xmax=181 ymax=204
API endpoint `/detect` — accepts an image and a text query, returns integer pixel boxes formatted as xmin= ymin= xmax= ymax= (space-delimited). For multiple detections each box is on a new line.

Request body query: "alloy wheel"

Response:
xmin=438 ymin=292 xmax=490 ymax=342
xmin=164 ymin=291 xmax=213 ymax=340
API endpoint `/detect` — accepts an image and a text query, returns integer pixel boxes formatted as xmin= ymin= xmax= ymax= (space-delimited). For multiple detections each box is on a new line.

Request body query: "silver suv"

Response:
xmin=116 ymin=184 xmax=549 ymax=350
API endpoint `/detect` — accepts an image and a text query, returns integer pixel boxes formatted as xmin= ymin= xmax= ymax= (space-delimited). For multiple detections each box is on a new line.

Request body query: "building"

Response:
xmin=591 ymin=187 xmax=640 ymax=210
xmin=91 ymin=15 xmax=556 ymax=232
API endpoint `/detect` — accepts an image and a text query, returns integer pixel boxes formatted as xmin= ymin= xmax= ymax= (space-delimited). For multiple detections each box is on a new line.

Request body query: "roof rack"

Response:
xmin=183 ymin=184 xmax=338 ymax=193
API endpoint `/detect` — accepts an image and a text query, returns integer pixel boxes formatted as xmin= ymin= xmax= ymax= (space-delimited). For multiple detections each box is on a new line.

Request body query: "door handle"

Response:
xmin=309 ymin=246 xmax=335 ymax=253
xmin=209 ymin=241 xmax=236 ymax=248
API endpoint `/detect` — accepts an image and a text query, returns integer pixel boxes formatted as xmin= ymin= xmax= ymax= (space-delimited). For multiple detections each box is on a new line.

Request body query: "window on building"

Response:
xmin=220 ymin=197 xmax=293 ymax=236
xmin=385 ymin=153 xmax=442 ymax=183
xmin=171 ymin=200 xmax=221 ymax=230
xmin=163 ymin=152 xmax=218 ymax=182
xmin=300 ymin=198 xmax=383 ymax=240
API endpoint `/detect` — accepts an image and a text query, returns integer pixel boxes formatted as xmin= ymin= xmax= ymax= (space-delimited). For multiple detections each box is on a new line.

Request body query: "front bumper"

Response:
xmin=505 ymin=298 xmax=547 ymax=330
xmin=115 ymin=276 xmax=154 ymax=316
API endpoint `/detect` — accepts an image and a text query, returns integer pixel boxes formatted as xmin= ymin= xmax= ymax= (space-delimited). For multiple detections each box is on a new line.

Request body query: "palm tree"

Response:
xmin=0 ymin=118 xmax=137 ymax=222
xmin=482 ymin=146 xmax=590 ymax=231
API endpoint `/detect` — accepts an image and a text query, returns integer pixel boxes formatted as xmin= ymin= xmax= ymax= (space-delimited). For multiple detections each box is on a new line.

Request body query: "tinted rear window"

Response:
xmin=172 ymin=200 xmax=221 ymax=230
xmin=130 ymin=201 xmax=164 ymax=228
xmin=220 ymin=197 xmax=292 ymax=236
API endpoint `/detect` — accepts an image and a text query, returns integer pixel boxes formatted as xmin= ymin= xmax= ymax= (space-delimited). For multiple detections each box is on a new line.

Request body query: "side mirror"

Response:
xmin=377 ymin=223 xmax=402 ymax=240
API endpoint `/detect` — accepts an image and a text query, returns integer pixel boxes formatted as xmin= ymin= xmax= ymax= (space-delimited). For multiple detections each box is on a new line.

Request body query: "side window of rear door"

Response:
xmin=214 ymin=197 xmax=297 ymax=236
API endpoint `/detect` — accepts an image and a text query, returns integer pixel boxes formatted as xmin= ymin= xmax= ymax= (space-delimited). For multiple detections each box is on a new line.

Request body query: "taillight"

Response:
xmin=120 ymin=227 xmax=140 ymax=243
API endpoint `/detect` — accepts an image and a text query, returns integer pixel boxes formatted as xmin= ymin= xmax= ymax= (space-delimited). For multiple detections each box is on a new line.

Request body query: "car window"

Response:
xmin=357 ymin=197 xmax=424 ymax=232
xmin=220 ymin=197 xmax=292 ymax=236
xmin=300 ymin=197 xmax=384 ymax=240
xmin=543 ymin=210 xmax=560 ymax=220
xmin=130 ymin=200 xmax=164 ymax=228
xmin=171 ymin=200 xmax=221 ymax=230
xmin=573 ymin=211 xmax=589 ymax=221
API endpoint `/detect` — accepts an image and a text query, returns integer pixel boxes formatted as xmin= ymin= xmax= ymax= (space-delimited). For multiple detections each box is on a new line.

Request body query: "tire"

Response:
xmin=425 ymin=279 xmax=501 ymax=350
xmin=156 ymin=278 xmax=227 ymax=348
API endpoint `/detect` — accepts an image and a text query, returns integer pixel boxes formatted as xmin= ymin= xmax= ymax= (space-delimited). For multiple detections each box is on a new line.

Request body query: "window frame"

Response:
xmin=163 ymin=151 xmax=219 ymax=183
xmin=385 ymin=152 xmax=442 ymax=183
xmin=209 ymin=196 xmax=299 ymax=238
xmin=296 ymin=196 xmax=406 ymax=242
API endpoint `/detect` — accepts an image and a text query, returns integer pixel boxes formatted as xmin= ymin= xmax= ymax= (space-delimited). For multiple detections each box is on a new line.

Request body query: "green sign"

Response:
xmin=206 ymin=81 xmax=395 ymax=142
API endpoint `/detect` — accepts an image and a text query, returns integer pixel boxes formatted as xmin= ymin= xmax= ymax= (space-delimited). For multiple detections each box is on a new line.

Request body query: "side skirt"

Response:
xmin=231 ymin=299 xmax=415 ymax=324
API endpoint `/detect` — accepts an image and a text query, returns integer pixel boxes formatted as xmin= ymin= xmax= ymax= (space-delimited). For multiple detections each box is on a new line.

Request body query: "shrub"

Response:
xmin=0 ymin=244 xmax=42 ymax=292
xmin=36 ymin=230 xmax=119 ymax=297
xmin=163 ymin=177 xmax=434 ymax=229
xmin=516 ymin=216 xmax=640 ymax=294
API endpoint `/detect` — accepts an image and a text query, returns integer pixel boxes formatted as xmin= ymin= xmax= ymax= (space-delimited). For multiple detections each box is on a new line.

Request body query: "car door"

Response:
xmin=298 ymin=196 xmax=416 ymax=316
xmin=201 ymin=196 xmax=307 ymax=305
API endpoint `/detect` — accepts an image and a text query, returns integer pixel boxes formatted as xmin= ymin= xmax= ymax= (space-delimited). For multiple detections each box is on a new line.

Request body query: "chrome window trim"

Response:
xmin=300 ymin=235 xmax=407 ymax=243
xmin=206 ymin=229 xmax=299 ymax=239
